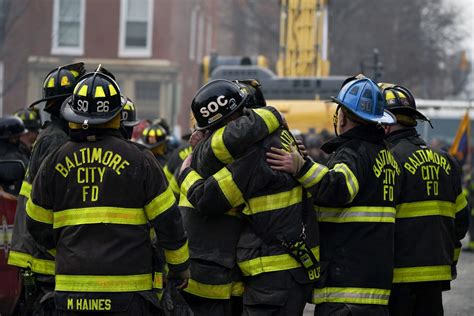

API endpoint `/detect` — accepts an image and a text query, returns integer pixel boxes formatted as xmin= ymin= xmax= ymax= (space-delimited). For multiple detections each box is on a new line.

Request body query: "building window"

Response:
xmin=135 ymin=80 xmax=161 ymax=117
xmin=51 ymin=0 xmax=85 ymax=55
xmin=119 ymin=0 xmax=153 ymax=57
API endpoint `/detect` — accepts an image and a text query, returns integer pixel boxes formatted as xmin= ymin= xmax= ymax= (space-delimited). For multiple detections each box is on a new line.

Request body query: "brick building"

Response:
xmin=0 ymin=0 xmax=219 ymax=135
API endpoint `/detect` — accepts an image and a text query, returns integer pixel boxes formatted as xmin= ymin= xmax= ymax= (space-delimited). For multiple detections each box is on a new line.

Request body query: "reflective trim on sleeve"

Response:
xmin=454 ymin=247 xmax=461 ymax=262
xmin=54 ymin=207 xmax=147 ymax=228
xmin=19 ymin=181 xmax=32 ymax=198
xmin=297 ymin=162 xmax=329 ymax=188
xmin=212 ymin=167 xmax=244 ymax=207
xmin=393 ymin=265 xmax=452 ymax=283
xmin=253 ymin=108 xmax=280 ymax=133
xmin=332 ymin=163 xmax=359 ymax=202
xmin=455 ymin=192 xmax=468 ymax=213
xmin=164 ymin=241 xmax=189 ymax=265
xmin=243 ymin=186 xmax=302 ymax=215
xmin=55 ymin=274 xmax=153 ymax=292
xmin=316 ymin=206 xmax=396 ymax=223
xmin=163 ymin=165 xmax=173 ymax=182
xmin=178 ymin=193 xmax=194 ymax=208
xmin=184 ymin=279 xmax=233 ymax=299
xmin=7 ymin=250 xmax=55 ymax=275
xmin=396 ymin=201 xmax=456 ymax=219
xmin=47 ymin=248 xmax=57 ymax=257
xmin=153 ymin=272 xmax=163 ymax=289
xmin=313 ymin=287 xmax=390 ymax=305
xmin=211 ymin=127 xmax=234 ymax=164
xmin=26 ymin=199 xmax=53 ymax=224
xmin=238 ymin=246 xmax=319 ymax=276
xmin=181 ymin=170 xmax=203 ymax=195
xmin=145 ymin=187 xmax=176 ymax=220
xmin=231 ymin=281 xmax=244 ymax=297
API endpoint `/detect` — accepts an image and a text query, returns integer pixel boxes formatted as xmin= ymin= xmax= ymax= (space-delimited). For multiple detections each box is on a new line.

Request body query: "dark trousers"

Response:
xmin=181 ymin=292 xmax=241 ymax=316
xmin=314 ymin=303 xmax=389 ymax=316
xmin=388 ymin=282 xmax=444 ymax=316
xmin=242 ymin=270 xmax=313 ymax=316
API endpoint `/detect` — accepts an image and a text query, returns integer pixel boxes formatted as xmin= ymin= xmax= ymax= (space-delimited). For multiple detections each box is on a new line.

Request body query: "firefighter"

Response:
xmin=0 ymin=116 xmax=29 ymax=167
xmin=14 ymin=108 xmax=42 ymax=155
xmin=25 ymin=70 xmax=189 ymax=315
xmin=378 ymin=83 xmax=469 ymax=316
xmin=267 ymin=76 xmax=400 ymax=316
xmin=142 ymin=123 xmax=170 ymax=166
xmin=8 ymin=63 xmax=86 ymax=314
xmin=179 ymin=79 xmax=318 ymax=315
xmin=163 ymin=141 xmax=192 ymax=196
xmin=120 ymin=96 xmax=140 ymax=140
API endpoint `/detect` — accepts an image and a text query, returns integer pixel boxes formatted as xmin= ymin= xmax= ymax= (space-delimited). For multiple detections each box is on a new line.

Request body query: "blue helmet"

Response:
xmin=332 ymin=77 xmax=396 ymax=125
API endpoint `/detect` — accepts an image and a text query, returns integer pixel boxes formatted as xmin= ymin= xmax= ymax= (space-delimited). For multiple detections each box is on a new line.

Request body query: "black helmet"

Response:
xmin=233 ymin=79 xmax=266 ymax=108
xmin=121 ymin=96 xmax=139 ymax=127
xmin=378 ymin=83 xmax=430 ymax=123
xmin=14 ymin=108 xmax=41 ymax=131
xmin=0 ymin=116 xmax=25 ymax=139
xmin=191 ymin=79 xmax=248 ymax=130
xmin=29 ymin=62 xmax=86 ymax=109
xmin=142 ymin=123 xmax=168 ymax=149
xmin=61 ymin=71 xmax=124 ymax=126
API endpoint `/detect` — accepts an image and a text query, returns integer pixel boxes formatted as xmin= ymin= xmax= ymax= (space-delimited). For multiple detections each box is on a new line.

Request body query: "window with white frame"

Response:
xmin=52 ymin=0 xmax=85 ymax=55
xmin=119 ymin=0 xmax=153 ymax=57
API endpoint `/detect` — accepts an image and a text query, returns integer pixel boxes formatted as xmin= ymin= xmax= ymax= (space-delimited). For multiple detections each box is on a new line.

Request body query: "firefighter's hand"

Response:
xmin=179 ymin=154 xmax=193 ymax=176
xmin=266 ymin=147 xmax=305 ymax=175
xmin=189 ymin=130 xmax=205 ymax=148
xmin=167 ymin=268 xmax=191 ymax=290
xmin=296 ymin=139 xmax=308 ymax=158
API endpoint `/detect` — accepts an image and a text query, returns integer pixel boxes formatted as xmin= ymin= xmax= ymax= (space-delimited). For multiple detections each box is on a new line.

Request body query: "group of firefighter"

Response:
xmin=0 ymin=62 xmax=470 ymax=316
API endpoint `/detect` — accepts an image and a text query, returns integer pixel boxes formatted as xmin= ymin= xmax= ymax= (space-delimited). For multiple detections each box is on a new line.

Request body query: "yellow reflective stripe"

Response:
xmin=239 ymin=246 xmax=319 ymax=276
xmin=454 ymin=247 xmax=461 ymax=262
xmin=231 ymin=281 xmax=244 ymax=297
xmin=211 ymin=127 xmax=233 ymax=164
xmin=163 ymin=166 xmax=180 ymax=196
xmin=163 ymin=165 xmax=173 ymax=182
xmin=26 ymin=199 xmax=53 ymax=224
xmin=48 ymin=248 xmax=57 ymax=257
xmin=212 ymin=167 xmax=244 ymax=207
xmin=153 ymin=272 xmax=163 ymax=289
xmin=393 ymin=265 xmax=451 ymax=283
xmin=313 ymin=287 xmax=390 ymax=305
xmin=178 ymin=193 xmax=194 ymax=208
xmin=54 ymin=207 xmax=147 ymax=228
xmin=184 ymin=279 xmax=232 ymax=299
xmin=164 ymin=241 xmax=189 ymax=265
xmin=396 ymin=200 xmax=455 ymax=218
xmin=455 ymin=192 xmax=468 ymax=213
xmin=244 ymin=186 xmax=302 ymax=215
xmin=19 ymin=181 xmax=32 ymax=198
xmin=7 ymin=250 xmax=55 ymax=275
xmin=297 ymin=162 xmax=329 ymax=188
xmin=332 ymin=163 xmax=359 ymax=202
xmin=145 ymin=187 xmax=176 ymax=220
xmin=316 ymin=206 xmax=396 ymax=223
xmin=253 ymin=108 xmax=280 ymax=133
xmin=181 ymin=170 xmax=203 ymax=195
xmin=55 ymin=274 xmax=152 ymax=292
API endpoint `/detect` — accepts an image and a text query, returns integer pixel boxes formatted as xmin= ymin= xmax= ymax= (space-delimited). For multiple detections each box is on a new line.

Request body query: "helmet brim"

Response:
xmin=28 ymin=94 xmax=72 ymax=109
xmin=332 ymin=97 xmax=397 ymax=125
xmin=386 ymin=106 xmax=430 ymax=122
xmin=122 ymin=120 xmax=140 ymax=127
xmin=61 ymin=96 xmax=124 ymax=125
